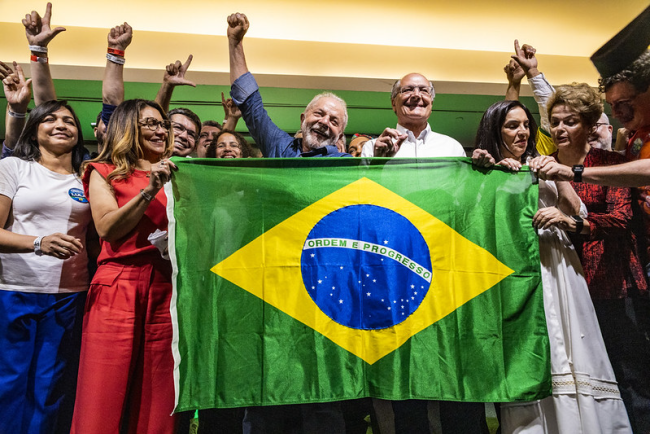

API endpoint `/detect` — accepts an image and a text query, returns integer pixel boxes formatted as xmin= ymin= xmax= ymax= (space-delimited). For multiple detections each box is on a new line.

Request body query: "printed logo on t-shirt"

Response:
xmin=68 ymin=188 xmax=88 ymax=203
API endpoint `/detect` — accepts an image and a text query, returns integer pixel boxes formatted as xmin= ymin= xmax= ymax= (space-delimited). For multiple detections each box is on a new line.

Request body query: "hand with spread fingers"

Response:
xmin=0 ymin=61 xmax=12 ymax=81
xmin=2 ymin=61 xmax=32 ymax=113
xmin=22 ymin=2 xmax=66 ymax=48
xmin=163 ymin=55 xmax=196 ymax=88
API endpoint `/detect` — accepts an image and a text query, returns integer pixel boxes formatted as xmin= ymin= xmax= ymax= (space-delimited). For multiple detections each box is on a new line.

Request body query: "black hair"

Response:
xmin=14 ymin=100 xmax=86 ymax=173
xmin=206 ymin=130 xmax=252 ymax=158
xmin=474 ymin=100 xmax=538 ymax=163
xmin=168 ymin=107 xmax=202 ymax=134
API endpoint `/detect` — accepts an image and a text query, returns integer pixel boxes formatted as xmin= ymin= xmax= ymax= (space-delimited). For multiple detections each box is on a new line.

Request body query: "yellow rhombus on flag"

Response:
xmin=213 ymin=177 xmax=513 ymax=364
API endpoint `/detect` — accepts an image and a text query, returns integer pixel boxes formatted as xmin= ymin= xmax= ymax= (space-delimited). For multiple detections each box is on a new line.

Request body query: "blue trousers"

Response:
xmin=0 ymin=290 xmax=85 ymax=434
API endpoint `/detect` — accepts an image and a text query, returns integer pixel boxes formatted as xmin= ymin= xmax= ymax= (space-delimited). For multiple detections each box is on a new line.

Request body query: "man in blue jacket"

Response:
xmin=227 ymin=12 xmax=349 ymax=159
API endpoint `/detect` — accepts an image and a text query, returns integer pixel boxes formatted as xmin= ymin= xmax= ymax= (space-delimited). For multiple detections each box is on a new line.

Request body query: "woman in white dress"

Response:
xmin=473 ymin=99 xmax=632 ymax=433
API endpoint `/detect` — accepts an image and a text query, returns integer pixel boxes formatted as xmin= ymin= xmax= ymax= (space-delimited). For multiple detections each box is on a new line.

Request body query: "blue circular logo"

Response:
xmin=301 ymin=205 xmax=432 ymax=330
xmin=68 ymin=188 xmax=88 ymax=203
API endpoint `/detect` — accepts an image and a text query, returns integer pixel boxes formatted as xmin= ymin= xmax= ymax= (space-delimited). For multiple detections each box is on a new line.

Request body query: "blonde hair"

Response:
xmin=87 ymin=99 xmax=174 ymax=182
xmin=547 ymin=83 xmax=603 ymax=129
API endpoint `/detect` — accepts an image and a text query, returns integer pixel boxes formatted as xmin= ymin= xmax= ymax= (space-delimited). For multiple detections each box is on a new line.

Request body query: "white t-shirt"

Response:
xmin=361 ymin=123 xmax=466 ymax=158
xmin=0 ymin=158 xmax=91 ymax=293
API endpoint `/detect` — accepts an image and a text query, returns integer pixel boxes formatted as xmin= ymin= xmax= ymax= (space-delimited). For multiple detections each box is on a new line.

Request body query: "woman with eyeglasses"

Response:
xmin=71 ymin=99 xmax=178 ymax=434
xmin=0 ymin=100 xmax=91 ymax=434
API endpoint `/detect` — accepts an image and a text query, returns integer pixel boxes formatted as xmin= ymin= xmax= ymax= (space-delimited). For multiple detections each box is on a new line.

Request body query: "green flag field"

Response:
xmin=166 ymin=157 xmax=549 ymax=412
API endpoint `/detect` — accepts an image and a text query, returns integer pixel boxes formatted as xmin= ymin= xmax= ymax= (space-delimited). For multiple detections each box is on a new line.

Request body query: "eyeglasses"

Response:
xmin=172 ymin=122 xmax=198 ymax=142
xmin=398 ymin=86 xmax=433 ymax=97
xmin=139 ymin=118 xmax=171 ymax=132
xmin=594 ymin=122 xmax=610 ymax=128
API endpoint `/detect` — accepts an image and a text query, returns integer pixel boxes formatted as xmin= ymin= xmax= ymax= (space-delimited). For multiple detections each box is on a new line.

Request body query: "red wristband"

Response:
xmin=107 ymin=47 xmax=125 ymax=57
xmin=30 ymin=54 xmax=48 ymax=64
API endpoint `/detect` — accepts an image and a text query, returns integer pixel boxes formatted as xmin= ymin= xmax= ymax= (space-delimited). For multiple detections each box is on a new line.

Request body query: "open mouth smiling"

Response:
xmin=312 ymin=129 xmax=330 ymax=139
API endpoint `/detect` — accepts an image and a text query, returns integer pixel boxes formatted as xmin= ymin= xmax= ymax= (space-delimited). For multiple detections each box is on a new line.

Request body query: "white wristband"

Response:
xmin=29 ymin=45 xmax=48 ymax=53
xmin=34 ymin=236 xmax=44 ymax=256
xmin=106 ymin=53 xmax=125 ymax=65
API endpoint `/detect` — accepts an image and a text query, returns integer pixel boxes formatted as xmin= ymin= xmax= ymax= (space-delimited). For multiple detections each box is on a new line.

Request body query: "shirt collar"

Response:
xmin=300 ymin=144 xmax=342 ymax=157
xmin=396 ymin=123 xmax=431 ymax=141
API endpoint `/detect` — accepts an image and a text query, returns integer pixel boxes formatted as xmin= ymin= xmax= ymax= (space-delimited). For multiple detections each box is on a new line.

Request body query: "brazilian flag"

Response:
xmin=166 ymin=157 xmax=549 ymax=412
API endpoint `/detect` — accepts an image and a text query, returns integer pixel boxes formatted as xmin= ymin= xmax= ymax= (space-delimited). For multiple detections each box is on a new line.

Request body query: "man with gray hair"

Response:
xmin=362 ymin=73 xmax=484 ymax=434
xmin=590 ymin=113 xmax=614 ymax=151
xmin=225 ymin=11 xmax=349 ymax=434
xmin=361 ymin=72 xmax=465 ymax=158
xmin=227 ymin=12 xmax=349 ymax=158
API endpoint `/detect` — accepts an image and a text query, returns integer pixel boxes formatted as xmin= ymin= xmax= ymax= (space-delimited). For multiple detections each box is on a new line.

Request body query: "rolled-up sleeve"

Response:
xmin=230 ymin=72 xmax=294 ymax=158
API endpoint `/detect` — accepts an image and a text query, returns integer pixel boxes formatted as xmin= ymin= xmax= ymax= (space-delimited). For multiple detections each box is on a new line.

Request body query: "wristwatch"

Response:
xmin=34 ymin=236 xmax=44 ymax=256
xmin=570 ymin=215 xmax=584 ymax=234
xmin=572 ymin=165 xmax=584 ymax=183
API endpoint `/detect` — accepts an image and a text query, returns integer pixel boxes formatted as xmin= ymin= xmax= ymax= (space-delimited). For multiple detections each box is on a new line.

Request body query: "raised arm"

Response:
xmin=504 ymin=59 xmax=524 ymax=101
xmin=227 ymin=13 xmax=250 ymax=84
xmin=221 ymin=92 xmax=241 ymax=131
xmin=226 ymin=13 xmax=293 ymax=156
xmin=511 ymin=40 xmax=554 ymax=131
xmin=104 ymin=22 xmax=132 ymax=106
xmin=2 ymin=62 xmax=32 ymax=152
xmin=154 ymin=55 xmax=196 ymax=113
xmin=512 ymin=40 xmax=540 ymax=79
xmin=22 ymin=2 xmax=65 ymax=105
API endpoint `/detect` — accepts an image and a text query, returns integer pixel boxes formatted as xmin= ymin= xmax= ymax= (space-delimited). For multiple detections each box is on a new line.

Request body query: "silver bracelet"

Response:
xmin=34 ymin=236 xmax=44 ymax=256
xmin=106 ymin=53 xmax=125 ymax=65
xmin=28 ymin=45 xmax=48 ymax=53
xmin=140 ymin=189 xmax=154 ymax=202
xmin=8 ymin=110 xmax=27 ymax=119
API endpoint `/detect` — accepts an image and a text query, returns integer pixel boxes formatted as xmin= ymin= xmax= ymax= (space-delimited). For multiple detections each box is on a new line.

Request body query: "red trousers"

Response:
xmin=71 ymin=261 xmax=177 ymax=434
